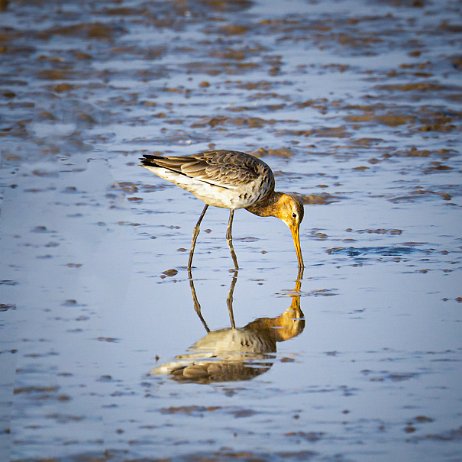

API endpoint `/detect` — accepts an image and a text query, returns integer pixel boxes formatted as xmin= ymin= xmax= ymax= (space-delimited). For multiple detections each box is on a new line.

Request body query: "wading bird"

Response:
xmin=140 ymin=150 xmax=304 ymax=269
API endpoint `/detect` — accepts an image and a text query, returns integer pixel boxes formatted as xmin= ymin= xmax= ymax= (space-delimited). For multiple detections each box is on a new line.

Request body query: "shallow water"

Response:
xmin=1 ymin=0 xmax=462 ymax=461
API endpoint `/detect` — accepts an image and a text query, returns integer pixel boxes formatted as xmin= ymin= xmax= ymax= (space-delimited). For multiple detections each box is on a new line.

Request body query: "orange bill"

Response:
xmin=290 ymin=224 xmax=304 ymax=269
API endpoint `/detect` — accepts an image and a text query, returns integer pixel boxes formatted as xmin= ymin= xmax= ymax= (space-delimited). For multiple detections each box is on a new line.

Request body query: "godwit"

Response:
xmin=140 ymin=150 xmax=304 ymax=269
xmin=152 ymin=270 xmax=305 ymax=383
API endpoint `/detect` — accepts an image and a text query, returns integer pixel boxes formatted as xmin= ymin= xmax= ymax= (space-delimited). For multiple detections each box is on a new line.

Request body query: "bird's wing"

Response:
xmin=141 ymin=150 xmax=272 ymax=189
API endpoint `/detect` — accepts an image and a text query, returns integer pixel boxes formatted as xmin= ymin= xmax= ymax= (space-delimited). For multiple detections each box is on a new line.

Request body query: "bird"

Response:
xmin=152 ymin=270 xmax=305 ymax=383
xmin=140 ymin=150 xmax=305 ymax=269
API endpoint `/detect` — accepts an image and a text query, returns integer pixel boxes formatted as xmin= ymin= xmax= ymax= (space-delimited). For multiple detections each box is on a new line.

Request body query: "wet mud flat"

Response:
xmin=1 ymin=0 xmax=462 ymax=461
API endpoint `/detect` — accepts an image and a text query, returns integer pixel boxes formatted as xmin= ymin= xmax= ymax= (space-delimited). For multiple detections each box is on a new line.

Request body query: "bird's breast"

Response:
xmin=192 ymin=178 xmax=272 ymax=210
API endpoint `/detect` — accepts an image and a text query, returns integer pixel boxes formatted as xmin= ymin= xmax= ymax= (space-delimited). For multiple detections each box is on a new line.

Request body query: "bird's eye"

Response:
xmin=292 ymin=213 xmax=297 ymax=218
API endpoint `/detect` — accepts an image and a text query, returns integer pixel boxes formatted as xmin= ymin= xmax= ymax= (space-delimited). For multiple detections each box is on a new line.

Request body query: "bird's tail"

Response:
xmin=139 ymin=154 xmax=164 ymax=167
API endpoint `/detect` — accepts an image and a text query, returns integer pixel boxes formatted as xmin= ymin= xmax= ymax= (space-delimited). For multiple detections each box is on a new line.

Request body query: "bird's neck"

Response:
xmin=246 ymin=191 xmax=284 ymax=218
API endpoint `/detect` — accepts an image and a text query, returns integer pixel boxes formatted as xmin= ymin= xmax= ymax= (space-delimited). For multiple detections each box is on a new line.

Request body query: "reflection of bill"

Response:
xmin=152 ymin=269 xmax=305 ymax=384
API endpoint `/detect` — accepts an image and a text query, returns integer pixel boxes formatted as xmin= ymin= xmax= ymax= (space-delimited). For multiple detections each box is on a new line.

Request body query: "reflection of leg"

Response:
xmin=188 ymin=274 xmax=210 ymax=333
xmin=188 ymin=205 xmax=209 ymax=269
xmin=226 ymin=209 xmax=239 ymax=270
xmin=227 ymin=271 xmax=238 ymax=329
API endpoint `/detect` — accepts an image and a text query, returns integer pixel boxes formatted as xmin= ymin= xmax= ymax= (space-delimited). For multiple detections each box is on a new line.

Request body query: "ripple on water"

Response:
xmin=327 ymin=245 xmax=433 ymax=257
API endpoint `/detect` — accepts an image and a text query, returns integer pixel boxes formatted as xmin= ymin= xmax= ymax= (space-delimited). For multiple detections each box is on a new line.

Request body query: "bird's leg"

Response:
xmin=188 ymin=204 xmax=209 ymax=269
xmin=226 ymin=209 xmax=239 ymax=270
xmin=227 ymin=270 xmax=238 ymax=329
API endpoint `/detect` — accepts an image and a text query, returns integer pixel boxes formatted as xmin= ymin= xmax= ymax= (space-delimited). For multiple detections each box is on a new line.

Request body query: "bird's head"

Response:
xmin=276 ymin=193 xmax=305 ymax=269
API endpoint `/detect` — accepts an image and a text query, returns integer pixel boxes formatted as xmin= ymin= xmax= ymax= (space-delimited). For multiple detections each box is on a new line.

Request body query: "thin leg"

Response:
xmin=227 ymin=270 xmax=238 ymax=329
xmin=226 ymin=209 xmax=239 ymax=270
xmin=188 ymin=204 xmax=209 ymax=269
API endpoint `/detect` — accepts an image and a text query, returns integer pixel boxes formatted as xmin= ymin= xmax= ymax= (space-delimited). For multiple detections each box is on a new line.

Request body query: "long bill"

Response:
xmin=290 ymin=224 xmax=304 ymax=269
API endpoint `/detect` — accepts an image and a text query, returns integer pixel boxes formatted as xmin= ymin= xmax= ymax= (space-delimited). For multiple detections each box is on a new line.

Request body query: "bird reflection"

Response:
xmin=152 ymin=269 xmax=305 ymax=384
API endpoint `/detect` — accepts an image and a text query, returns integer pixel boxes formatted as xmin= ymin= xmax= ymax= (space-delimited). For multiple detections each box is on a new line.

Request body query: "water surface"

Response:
xmin=1 ymin=0 xmax=461 ymax=461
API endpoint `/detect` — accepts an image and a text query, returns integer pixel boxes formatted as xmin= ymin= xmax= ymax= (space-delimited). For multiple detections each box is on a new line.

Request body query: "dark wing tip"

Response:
xmin=139 ymin=154 xmax=162 ymax=167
